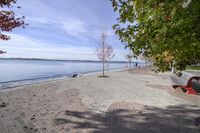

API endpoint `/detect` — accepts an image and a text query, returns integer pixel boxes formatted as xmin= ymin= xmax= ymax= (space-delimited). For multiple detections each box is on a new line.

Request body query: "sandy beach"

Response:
xmin=0 ymin=68 xmax=200 ymax=133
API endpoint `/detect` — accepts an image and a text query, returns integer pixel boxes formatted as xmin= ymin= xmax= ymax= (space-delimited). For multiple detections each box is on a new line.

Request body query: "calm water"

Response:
xmin=0 ymin=59 xmax=137 ymax=89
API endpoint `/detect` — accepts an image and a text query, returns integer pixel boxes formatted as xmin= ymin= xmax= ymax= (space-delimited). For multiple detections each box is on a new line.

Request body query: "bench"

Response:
xmin=170 ymin=72 xmax=191 ymax=86
xmin=171 ymin=75 xmax=200 ymax=95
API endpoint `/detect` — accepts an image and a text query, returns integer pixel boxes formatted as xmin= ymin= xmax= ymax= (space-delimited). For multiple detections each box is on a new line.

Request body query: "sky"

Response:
xmin=0 ymin=0 xmax=131 ymax=61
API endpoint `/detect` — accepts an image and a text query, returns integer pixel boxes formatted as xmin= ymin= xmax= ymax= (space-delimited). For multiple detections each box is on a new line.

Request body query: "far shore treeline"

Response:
xmin=0 ymin=58 xmax=141 ymax=64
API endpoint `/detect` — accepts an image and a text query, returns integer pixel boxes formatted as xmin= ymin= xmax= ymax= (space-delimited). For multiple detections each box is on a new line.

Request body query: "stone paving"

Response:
xmin=0 ymin=96 xmax=39 ymax=133
xmin=0 ymin=69 xmax=200 ymax=133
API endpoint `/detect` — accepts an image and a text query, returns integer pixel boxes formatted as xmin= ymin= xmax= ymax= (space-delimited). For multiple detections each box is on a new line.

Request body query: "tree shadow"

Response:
xmin=98 ymin=75 xmax=109 ymax=78
xmin=54 ymin=104 xmax=200 ymax=133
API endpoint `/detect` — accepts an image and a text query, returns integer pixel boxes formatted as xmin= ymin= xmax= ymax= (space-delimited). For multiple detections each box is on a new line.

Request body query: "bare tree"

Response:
xmin=96 ymin=28 xmax=115 ymax=77
xmin=125 ymin=50 xmax=134 ymax=71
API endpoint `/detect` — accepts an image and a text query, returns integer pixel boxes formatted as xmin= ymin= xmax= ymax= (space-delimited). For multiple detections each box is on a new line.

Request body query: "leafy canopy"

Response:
xmin=111 ymin=0 xmax=200 ymax=72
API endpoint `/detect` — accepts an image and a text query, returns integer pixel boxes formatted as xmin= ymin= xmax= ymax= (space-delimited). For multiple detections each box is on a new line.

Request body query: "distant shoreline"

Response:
xmin=0 ymin=58 xmax=142 ymax=63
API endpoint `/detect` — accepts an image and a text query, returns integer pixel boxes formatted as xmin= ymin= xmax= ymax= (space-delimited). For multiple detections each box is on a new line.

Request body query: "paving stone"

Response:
xmin=16 ymin=114 xmax=40 ymax=133
xmin=0 ymin=119 xmax=7 ymax=133
xmin=12 ymin=119 xmax=26 ymax=133
xmin=49 ymin=129 xmax=58 ymax=133
xmin=5 ymin=123 xmax=15 ymax=133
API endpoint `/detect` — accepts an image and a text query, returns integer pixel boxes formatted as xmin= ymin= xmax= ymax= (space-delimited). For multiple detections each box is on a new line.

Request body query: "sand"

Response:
xmin=0 ymin=68 xmax=200 ymax=133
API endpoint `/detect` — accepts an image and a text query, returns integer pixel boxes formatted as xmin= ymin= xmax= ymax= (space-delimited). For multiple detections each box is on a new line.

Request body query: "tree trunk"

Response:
xmin=171 ymin=61 xmax=176 ymax=74
xmin=129 ymin=61 xmax=131 ymax=71
xmin=103 ymin=60 xmax=105 ymax=76
xmin=102 ymin=39 xmax=105 ymax=77
xmin=171 ymin=67 xmax=175 ymax=74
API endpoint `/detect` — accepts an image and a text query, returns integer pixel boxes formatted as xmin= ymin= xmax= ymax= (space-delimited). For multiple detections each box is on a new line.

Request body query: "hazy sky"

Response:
xmin=0 ymin=0 xmax=130 ymax=61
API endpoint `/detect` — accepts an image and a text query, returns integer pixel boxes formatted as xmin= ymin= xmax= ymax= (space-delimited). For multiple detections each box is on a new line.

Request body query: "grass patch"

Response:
xmin=186 ymin=66 xmax=200 ymax=70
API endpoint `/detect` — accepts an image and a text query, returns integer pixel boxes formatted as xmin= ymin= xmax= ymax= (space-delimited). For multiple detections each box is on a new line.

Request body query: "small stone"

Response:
xmin=0 ymin=102 xmax=6 ymax=108
xmin=72 ymin=74 xmax=78 ymax=78
xmin=30 ymin=117 xmax=35 ymax=120
xmin=24 ymin=126 xmax=28 ymax=129
xmin=194 ymin=117 xmax=200 ymax=126
xmin=66 ymin=128 xmax=71 ymax=132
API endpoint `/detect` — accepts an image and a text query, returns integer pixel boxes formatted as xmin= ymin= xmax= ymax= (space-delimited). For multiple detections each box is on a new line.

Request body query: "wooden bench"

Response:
xmin=171 ymin=75 xmax=200 ymax=95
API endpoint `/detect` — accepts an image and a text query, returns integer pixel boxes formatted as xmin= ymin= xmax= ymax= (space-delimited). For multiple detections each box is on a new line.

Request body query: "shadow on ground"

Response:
xmin=98 ymin=75 xmax=110 ymax=78
xmin=54 ymin=104 xmax=200 ymax=133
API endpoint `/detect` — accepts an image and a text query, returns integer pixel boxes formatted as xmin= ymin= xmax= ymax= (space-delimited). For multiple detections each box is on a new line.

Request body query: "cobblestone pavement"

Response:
xmin=0 ymin=70 xmax=200 ymax=133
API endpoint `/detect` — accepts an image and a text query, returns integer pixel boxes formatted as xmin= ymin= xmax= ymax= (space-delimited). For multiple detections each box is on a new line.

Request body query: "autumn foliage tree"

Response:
xmin=0 ymin=0 xmax=26 ymax=53
xmin=96 ymin=28 xmax=115 ymax=77
xmin=111 ymin=0 xmax=200 ymax=72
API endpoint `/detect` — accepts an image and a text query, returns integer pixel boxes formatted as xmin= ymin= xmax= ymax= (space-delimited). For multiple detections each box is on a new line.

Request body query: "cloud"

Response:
xmin=1 ymin=33 xmax=51 ymax=48
xmin=0 ymin=0 xmax=129 ymax=61
xmin=1 ymin=46 xmax=128 ymax=61
xmin=0 ymin=33 xmax=128 ymax=61
xmin=0 ymin=34 xmax=107 ymax=60
xmin=61 ymin=18 xmax=88 ymax=35
xmin=60 ymin=18 xmax=89 ymax=42
xmin=26 ymin=16 xmax=89 ymax=42
xmin=26 ymin=17 xmax=56 ymax=25
xmin=0 ymin=33 xmax=95 ymax=60
xmin=1 ymin=46 xmax=97 ymax=60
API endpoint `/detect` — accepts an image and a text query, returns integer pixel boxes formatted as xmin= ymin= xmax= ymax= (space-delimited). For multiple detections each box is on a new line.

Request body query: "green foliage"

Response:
xmin=111 ymin=0 xmax=200 ymax=72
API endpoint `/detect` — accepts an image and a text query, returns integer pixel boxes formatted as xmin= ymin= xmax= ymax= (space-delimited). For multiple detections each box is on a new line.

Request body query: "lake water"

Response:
xmin=0 ymin=59 xmax=138 ymax=89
